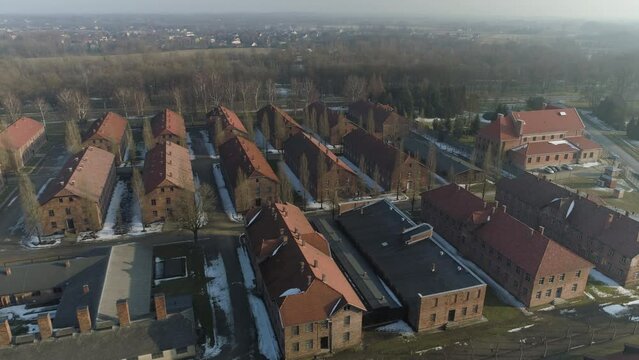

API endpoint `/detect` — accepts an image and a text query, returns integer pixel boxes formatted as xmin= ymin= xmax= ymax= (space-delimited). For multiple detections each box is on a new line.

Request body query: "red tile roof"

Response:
xmin=39 ymin=146 xmax=115 ymax=204
xmin=511 ymin=141 xmax=579 ymax=156
xmin=246 ymin=203 xmax=365 ymax=326
xmin=568 ymin=136 xmax=602 ymax=151
xmin=478 ymin=114 xmax=519 ymax=142
xmin=82 ymin=112 xmax=128 ymax=144
xmin=421 ymin=184 xmax=491 ymax=225
xmin=143 ymin=141 xmax=194 ymax=194
xmin=218 ymin=135 xmax=278 ymax=189
xmin=207 ymin=106 xmax=248 ymax=133
xmin=511 ymin=108 xmax=585 ymax=135
xmin=151 ymin=109 xmax=186 ymax=139
xmin=475 ymin=209 xmax=592 ymax=276
xmin=284 ymin=132 xmax=356 ymax=175
xmin=0 ymin=117 xmax=44 ymax=152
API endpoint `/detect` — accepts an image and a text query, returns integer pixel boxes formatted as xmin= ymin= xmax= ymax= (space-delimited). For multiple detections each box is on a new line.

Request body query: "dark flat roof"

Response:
xmin=338 ymin=200 xmax=484 ymax=307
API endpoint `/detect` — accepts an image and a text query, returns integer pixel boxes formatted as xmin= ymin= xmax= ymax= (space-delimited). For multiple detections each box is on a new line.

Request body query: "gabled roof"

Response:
xmin=257 ymin=104 xmax=303 ymax=129
xmin=218 ymin=135 xmax=278 ymax=188
xmin=421 ymin=184 xmax=491 ymax=225
xmin=511 ymin=108 xmax=585 ymax=135
xmin=478 ymin=114 xmax=519 ymax=142
xmin=284 ymin=132 xmax=356 ymax=175
xmin=82 ymin=112 xmax=128 ymax=144
xmin=207 ymin=106 xmax=248 ymax=133
xmin=245 ymin=203 xmax=365 ymax=326
xmin=475 ymin=208 xmax=592 ymax=276
xmin=0 ymin=117 xmax=44 ymax=151
xmin=511 ymin=140 xmax=579 ymax=156
xmin=497 ymin=173 xmax=573 ymax=209
xmin=568 ymin=136 xmax=602 ymax=151
xmin=142 ymin=141 xmax=194 ymax=194
xmin=38 ymin=146 xmax=115 ymax=205
xmin=151 ymin=109 xmax=186 ymax=139
xmin=347 ymin=100 xmax=406 ymax=133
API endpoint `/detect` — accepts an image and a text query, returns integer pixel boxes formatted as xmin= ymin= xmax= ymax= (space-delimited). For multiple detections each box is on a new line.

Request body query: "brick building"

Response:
xmin=256 ymin=104 xmax=304 ymax=149
xmin=283 ymin=131 xmax=360 ymax=201
xmin=218 ymin=135 xmax=279 ymax=213
xmin=475 ymin=108 xmax=603 ymax=170
xmin=346 ymin=100 xmax=409 ymax=142
xmin=207 ymin=105 xmax=248 ymax=145
xmin=142 ymin=141 xmax=195 ymax=224
xmin=82 ymin=112 xmax=129 ymax=165
xmin=151 ymin=108 xmax=187 ymax=146
xmin=38 ymin=146 xmax=116 ymax=235
xmin=343 ymin=127 xmax=430 ymax=192
xmin=422 ymin=184 xmax=593 ymax=307
xmin=305 ymin=102 xmax=350 ymax=145
xmin=338 ymin=199 xmax=487 ymax=332
xmin=0 ymin=117 xmax=46 ymax=171
xmin=245 ymin=202 xmax=366 ymax=359
xmin=496 ymin=174 xmax=639 ymax=287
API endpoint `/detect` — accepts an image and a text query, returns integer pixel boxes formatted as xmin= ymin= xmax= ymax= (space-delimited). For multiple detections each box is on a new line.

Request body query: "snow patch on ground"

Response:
xmin=538 ymin=306 xmax=555 ymax=312
xmin=254 ymin=129 xmax=281 ymax=154
xmin=277 ymin=161 xmax=323 ymax=209
xmin=204 ymin=254 xmax=234 ymax=357
xmin=199 ymin=130 xmax=219 ymax=159
xmin=187 ymin=133 xmax=196 ymax=160
xmin=94 ymin=181 xmax=127 ymax=239
xmin=22 ymin=234 xmax=63 ymax=249
xmin=237 ymin=246 xmax=256 ymax=290
xmin=508 ymin=324 xmax=535 ymax=333
xmin=590 ymin=269 xmax=636 ymax=297
xmin=249 ymin=295 xmax=281 ymax=360
xmin=376 ymin=320 xmax=414 ymax=336
xmin=212 ymin=164 xmax=242 ymax=222
xmin=0 ymin=305 xmax=57 ymax=321
xmin=584 ymin=292 xmax=595 ymax=300
xmin=560 ymin=309 xmax=577 ymax=315
xmin=338 ymin=156 xmax=385 ymax=193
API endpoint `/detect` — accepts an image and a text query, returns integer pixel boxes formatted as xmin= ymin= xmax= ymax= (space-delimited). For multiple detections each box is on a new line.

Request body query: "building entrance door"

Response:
xmin=66 ymin=218 xmax=75 ymax=230
xmin=556 ymin=287 xmax=563 ymax=298
xmin=448 ymin=309 xmax=456 ymax=321
xmin=320 ymin=336 xmax=329 ymax=350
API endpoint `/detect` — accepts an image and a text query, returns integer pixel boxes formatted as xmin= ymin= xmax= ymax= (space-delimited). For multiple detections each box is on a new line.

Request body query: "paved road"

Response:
xmin=580 ymin=110 xmax=639 ymax=173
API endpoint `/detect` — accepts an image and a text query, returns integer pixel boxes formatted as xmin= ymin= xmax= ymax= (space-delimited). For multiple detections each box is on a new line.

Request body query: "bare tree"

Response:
xmin=251 ymin=80 xmax=262 ymax=109
xmin=392 ymin=141 xmax=405 ymax=199
xmin=299 ymin=78 xmax=318 ymax=107
xmin=299 ymin=154 xmax=310 ymax=210
xmin=243 ymin=113 xmax=255 ymax=140
xmin=372 ymin=165 xmax=382 ymax=196
xmin=265 ymin=79 xmax=277 ymax=104
xmin=132 ymin=89 xmax=148 ymax=117
xmin=193 ymin=73 xmax=210 ymax=115
xmin=131 ymin=167 xmax=146 ymax=231
xmin=114 ymin=87 xmax=132 ymax=117
xmin=209 ymin=72 xmax=223 ymax=106
xmin=2 ymin=92 xmax=22 ymax=122
xmin=319 ymin=110 xmax=330 ymax=141
xmin=343 ymin=75 xmax=367 ymax=102
xmin=224 ymin=79 xmax=237 ymax=108
xmin=274 ymin=112 xmax=287 ymax=148
xmin=238 ymin=80 xmax=252 ymax=115
xmin=278 ymin=167 xmax=294 ymax=203
xmin=125 ymin=125 xmax=136 ymax=164
xmin=65 ymin=119 xmax=83 ymax=153
xmin=34 ymin=97 xmax=50 ymax=127
xmin=173 ymin=183 xmax=217 ymax=242
xmin=143 ymin=118 xmax=154 ymax=151
xmin=410 ymin=165 xmax=422 ymax=211
xmin=214 ymin=120 xmax=225 ymax=149
xmin=58 ymin=89 xmax=90 ymax=123
xmin=234 ymin=169 xmax=250 ymax=213
xmin=427 ymin=142 xmax=438 ymax=190
xmin=260 ymin=116 xmax=271 ymax=154
xmin=171 ymin=87 xmax=184 ymax=114
xmin=18 ymin=171 xmax=42 ymax=242
xmin=317 ymin=158 xmax=328 ymax=208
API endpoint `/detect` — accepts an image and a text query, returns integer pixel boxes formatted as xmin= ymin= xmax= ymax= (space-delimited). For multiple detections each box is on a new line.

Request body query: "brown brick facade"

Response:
xmin=142 ymin=183 xmax=193 ymax=224
xmin=412 ymin=286 xmax=485 ymax=332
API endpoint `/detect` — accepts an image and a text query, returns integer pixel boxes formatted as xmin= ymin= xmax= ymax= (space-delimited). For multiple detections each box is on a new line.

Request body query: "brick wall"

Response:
xmin=232 ymin=175 xmax=279 ymax=214
xmin=413 ymin=286 xmax=486 ymax=332
xmin=142 ymin=185 xmax=193 ymax=224
xmin=528 ymin=269 xmax=590 ymax=307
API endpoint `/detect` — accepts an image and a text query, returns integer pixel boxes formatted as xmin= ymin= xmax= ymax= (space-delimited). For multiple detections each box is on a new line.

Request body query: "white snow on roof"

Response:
xmin=279 ymin=288 xmax=302 ymax=297
xmin=566 ymin=200 xmax=575 ymax=218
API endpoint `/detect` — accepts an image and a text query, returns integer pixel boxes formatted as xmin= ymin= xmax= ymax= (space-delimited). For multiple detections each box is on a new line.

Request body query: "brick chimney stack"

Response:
xmin=82 ymin=284 xmax=90 ymax=295
xmin=538 ymin=226 xmax=545 ymax=235
xmin=37 ymin=313 xmax=53 ymax=340
xmin=0 ymin=320 xmax=12 ymax=346
xmin=76 ymin=306 xmax=92 ymax=333
xmin=116 ymin=299 xmax=131 ymax=327
xmin=154 ymin=293 xmax=167 ymax=321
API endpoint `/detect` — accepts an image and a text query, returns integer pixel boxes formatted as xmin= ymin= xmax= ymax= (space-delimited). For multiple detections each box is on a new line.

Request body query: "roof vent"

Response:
xmin=457 ymin=266 xmax=462 ymax=272
xmin=431 ymin=263 xmax=437 ymax=272
xmin=68 ymin=167 xmax=73 ymax=173
xmin=559 ymin=111 xmax=567 ymax=116
xmin=439 ymin=251 xmax=444 ymax=256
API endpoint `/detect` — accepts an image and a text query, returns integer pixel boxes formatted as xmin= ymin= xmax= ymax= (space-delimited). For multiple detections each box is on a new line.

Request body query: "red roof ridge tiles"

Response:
xmin=143 ymin=141 xmax=194 ymax=194
xmin=0 ymin=117 xmax=44 ymax=151
xmin=82 ymin=112 xmax=128 ymax=143
xmin=218 ymin=106 xmax=248 ymax=133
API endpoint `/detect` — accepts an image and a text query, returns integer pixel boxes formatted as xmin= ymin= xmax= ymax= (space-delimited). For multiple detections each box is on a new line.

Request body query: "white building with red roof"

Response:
xmin=0 ymin=117 xmax=46 ymax=170
xmin=475 ymin=108 xmax=603 ymax=170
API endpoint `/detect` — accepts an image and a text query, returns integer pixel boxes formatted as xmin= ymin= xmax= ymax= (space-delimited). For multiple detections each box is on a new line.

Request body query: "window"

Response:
xmin=51 ymin=221 xmax=57 ymax=229
xmin=560 ymin=273 xmax=566 ymax=281
xmin=152 ymin=210 xmax=158 ymax=217
xmin=466 ymin=292 xmax=470 ymax=301
xmin=433 ymin=298 xmax=438 ymax=307
xmin=535 ymin=291 xmax=542 ymax=299
xmin=65 ymin=208 xmax=71 ymax=215
xmin=551 ymin=135 xmax=555 ymax=139
xmin=166 ymin=197 xmax=171 ymax=205
xmin=343 ymin=332 xmax=351 ymax=342
xmin=344 ymin=316 xmax=351 ymax=326
xmin=571 ymin=283 xmax=578 ymax=292
xmin=306 ymin=323 xmax=314 ymax=332
xmin=555 ymin=155 xmax=560 ymax=160
xmin=533 ymin=136 xmax=537 ymax=141
xmin=292 ymin=326 xmax=299 ymax=336
xmin=546 ymin=156 xmax=550 ymax=161
xmin=527 ymin=158 xmax=532 ymax=164
xmin=151 ymin=352 xmax=163 ymax=359
xmin=170 ymin=187 xmax=174 ymax=192
xmin=542 ymin=136 xmax=546 ymax=140
xmin=622 ymin=256 xmax=629 ymax=264
xmin=549 ymin=275 xmax=555 ymax=283
xmin=58 ymin=198 xmax=63 ymax=203
xmin=48 ymin=210 xmax=55 ymax=217
xmin=477 ymin=289 xmax=482 ymax=299
xmin=430 ymin=313 xmax=436 ymax=322
xmin=536 ymin=156 xmax=541 ymax=163
xmin=151 ymin=199 xmax=157 ymax=206
xmin=590 ymin=152 xmax=594 ymax=158
xmin=538 ymin=277 xmax=545 ymax=285
xmin=523 ymin=137 xmax=528 ymax=142
xmin=545 ymin=289 xmax=552 ymax=297
xmin=576 ymin=270 xmax=582 ymax=278
xmin=564 ymin=154 xmax=569 ymax=159
xmin=560 ymin=134 xmax=564 ymax=138
xmin=305 ymin=340 xmax=313 ymax=350
xmin=473 ymin=305 xmax=479 ymax=313
xmin=292 ymin=342 xmax=300 ymax=352
xmin=69 ymin=197 xmax=74 ymax=202
xmin=462 ymin=307 xmax=467 ymax=316
xmin=161 ymin=187 xmax=165 ymax=193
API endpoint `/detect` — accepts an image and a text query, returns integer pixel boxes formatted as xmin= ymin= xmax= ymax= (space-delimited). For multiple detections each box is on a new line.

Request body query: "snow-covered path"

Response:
xmin=212 ymin=164 xmax=242 ymax=222
xmin=277 ymin=161 xmax=322 ymax=209
xmin=237 ymin=246 xmax=256 ymax=290
xmin=204 ymin=254 xmax=234 ymax=358
xmin=199 ymin=130 xmax=219 ymax=159
xmin=95 ymin=181 xmax=127 ymax=239
xmin=431 ymin=233 xmax=531 ymax=315
xmin=338 ymin=156 xmax=385 ymax=193
xmin=254 ymin=129 xmax=281 ymax=154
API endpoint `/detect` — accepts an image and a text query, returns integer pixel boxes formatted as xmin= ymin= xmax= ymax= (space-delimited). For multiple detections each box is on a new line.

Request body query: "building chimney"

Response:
xmin=82 ymin=284 xmax=90 ymax=295
xmin=431 ymin=263 xmax=437 ymax=272
xmin=538 ymin=226 xmax=545 ymax=235
xmin=4 ymin=267 xmax=11 ymax=276
xmin=76 ymin=306 xmax=92 ymax=333
xmin=321 ymin=274 xmax=326 ymax=282
xmin=154 ymin=293 xmax=167 ymax=321
xmin=0 ymin=320 xmax=12 ymax=346
xmin=307 ymin=275 xmax=313 ymax=286
xmin=313 ymin=259 xmax=318 ymax=268
xmin=37 ymin=313 xmax=53 ymax=340
xmin=501 ymin=204 xmax=507 ymax=213
xmin=116 ymin=299 xmax=131 ymax=327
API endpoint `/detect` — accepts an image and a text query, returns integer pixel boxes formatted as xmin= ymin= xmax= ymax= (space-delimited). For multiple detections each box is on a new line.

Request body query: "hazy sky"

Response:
xmin=3 ymin=0 xmax=639 ymax=20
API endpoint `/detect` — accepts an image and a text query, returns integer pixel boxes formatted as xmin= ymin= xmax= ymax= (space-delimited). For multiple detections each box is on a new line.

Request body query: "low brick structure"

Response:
xmin=38 ymin=146 xmax=116 ymax=235
xmin=0 ymin=117 xmax=46 ymax=171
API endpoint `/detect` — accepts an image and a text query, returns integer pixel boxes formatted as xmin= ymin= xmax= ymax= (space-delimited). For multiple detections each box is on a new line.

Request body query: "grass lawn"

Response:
xmin=152 ymin=243 xmax=214 ymax=338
